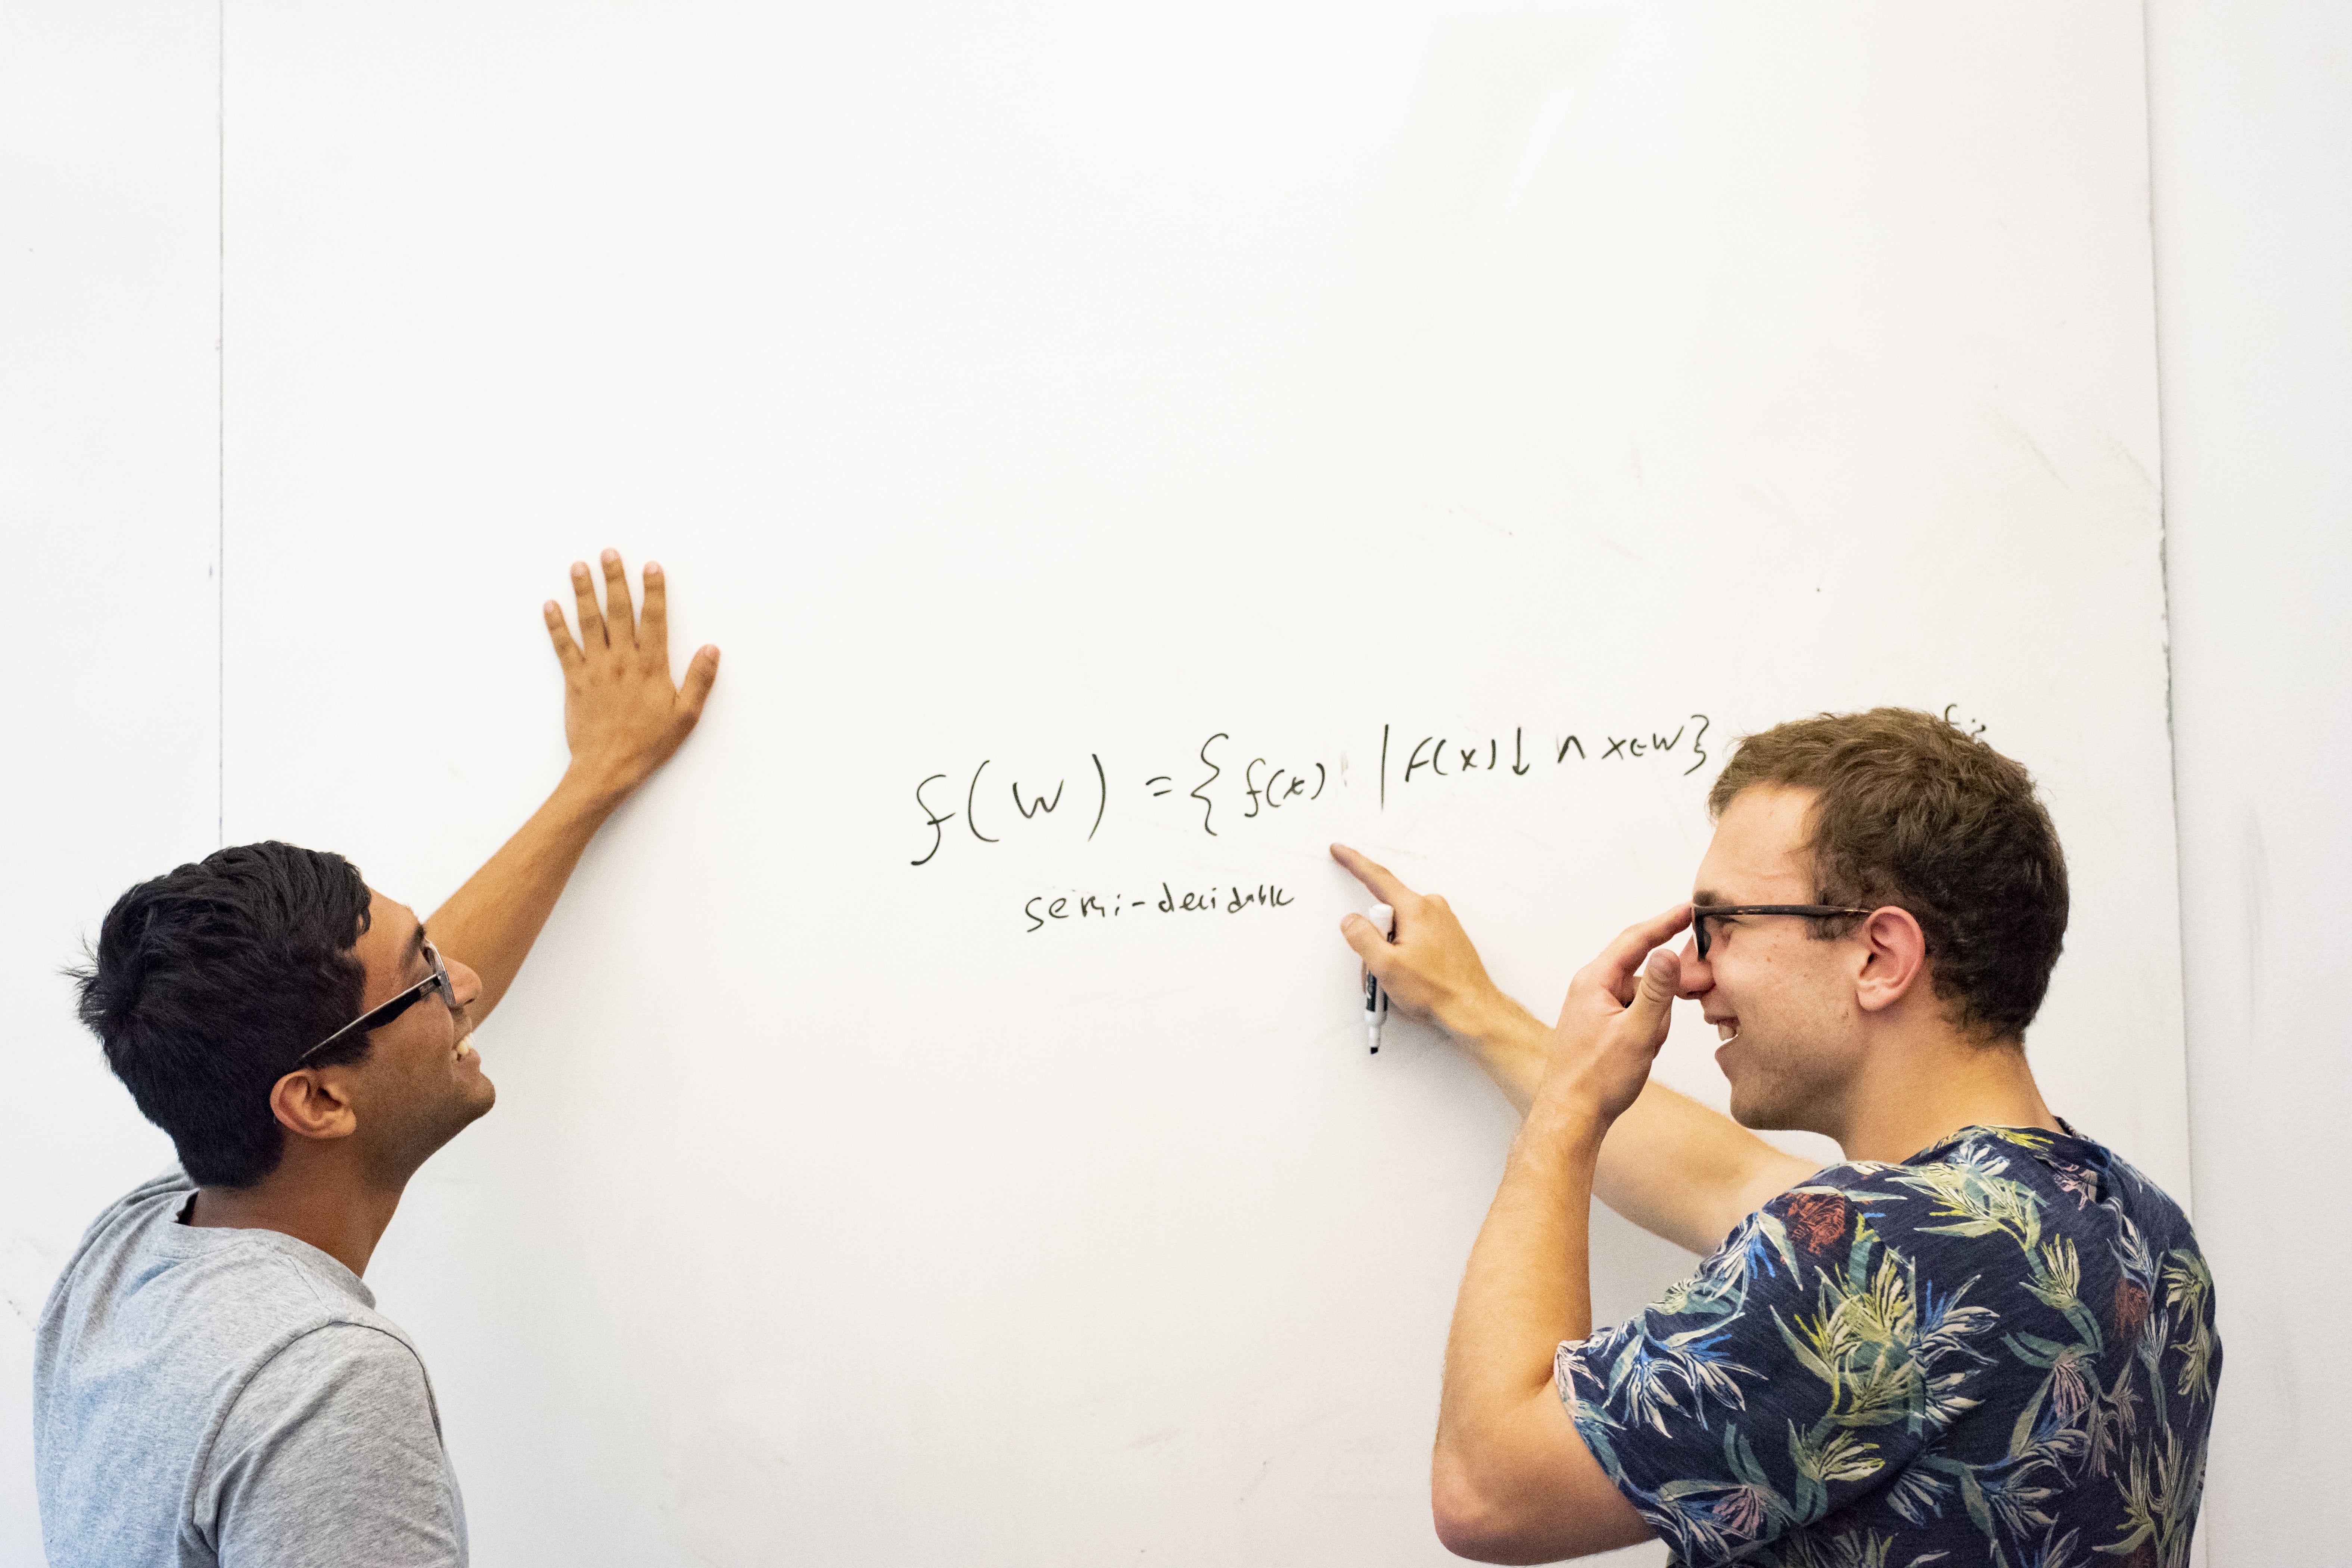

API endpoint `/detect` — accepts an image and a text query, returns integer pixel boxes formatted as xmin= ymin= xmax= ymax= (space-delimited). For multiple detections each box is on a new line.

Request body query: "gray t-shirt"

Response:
xmin=33 ymin=1167 xmax=468 ymax=1567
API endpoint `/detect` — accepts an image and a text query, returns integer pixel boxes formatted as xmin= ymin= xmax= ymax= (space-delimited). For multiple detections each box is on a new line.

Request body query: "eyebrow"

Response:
xmin=406 ymin=922 xmax=430 ymax=969
xmin=1691 ymin=891 xmax=1726 ymax=907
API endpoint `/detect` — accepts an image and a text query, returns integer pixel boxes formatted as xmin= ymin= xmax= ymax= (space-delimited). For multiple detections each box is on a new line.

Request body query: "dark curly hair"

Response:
xmin=73 ymin=842 xmax=376 ymax=1188
xmin=1707 ymin=708 xmax=2068 ymax=1043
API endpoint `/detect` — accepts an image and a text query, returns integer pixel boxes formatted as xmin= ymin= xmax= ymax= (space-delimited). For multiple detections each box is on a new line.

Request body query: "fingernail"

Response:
xmin=602 ymin=548 xmax=619 ymax=563
xmin=645 ymin=560 xmax=662 ymax=575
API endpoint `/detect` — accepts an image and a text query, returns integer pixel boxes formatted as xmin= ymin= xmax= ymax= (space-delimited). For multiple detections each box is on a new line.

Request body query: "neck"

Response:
xmin=184 ymin=1147 xmax=408 ymax=1278
xmin=1830 ymin=1020 xmax=2059 ymax=1165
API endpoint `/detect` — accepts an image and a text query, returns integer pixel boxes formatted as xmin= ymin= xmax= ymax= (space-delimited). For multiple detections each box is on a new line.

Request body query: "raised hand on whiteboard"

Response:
xmin=544 ymin=550 xmax=722 ymax=801
xmin=421 ymin=551 xmax=721 ymax=1023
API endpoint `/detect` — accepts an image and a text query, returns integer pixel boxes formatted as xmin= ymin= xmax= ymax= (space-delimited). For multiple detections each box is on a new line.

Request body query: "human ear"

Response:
xmin=1853 ymin=906 xmax=1928 ymax=1013
xmin=270 ymin=1069 xmax=360 ymax=1143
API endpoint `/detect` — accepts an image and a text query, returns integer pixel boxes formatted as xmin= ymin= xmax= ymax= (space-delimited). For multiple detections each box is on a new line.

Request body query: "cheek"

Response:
xmin=380 ymin=1021 xmax=452 ymax=1091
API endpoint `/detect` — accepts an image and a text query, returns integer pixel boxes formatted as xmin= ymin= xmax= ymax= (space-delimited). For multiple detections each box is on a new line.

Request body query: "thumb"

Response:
xmin=1624 ymin=949 xmax=1680 ymax=1043
xmin=1340 ymin=912 xmax=1390 ymax=968
xmin=679 ymin=645 xmax=720 ymax=718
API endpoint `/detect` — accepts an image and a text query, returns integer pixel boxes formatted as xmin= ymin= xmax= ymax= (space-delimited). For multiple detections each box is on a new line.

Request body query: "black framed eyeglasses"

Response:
xmin=293 ymin=940 xmax=460 ymax=1067
xmin=1690 ymin=905 xmax=1877 ymax=961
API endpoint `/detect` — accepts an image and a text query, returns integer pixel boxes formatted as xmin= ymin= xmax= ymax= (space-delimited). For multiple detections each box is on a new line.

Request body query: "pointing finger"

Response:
xmin=1330 ymin=843 xmax=1418 ymax=906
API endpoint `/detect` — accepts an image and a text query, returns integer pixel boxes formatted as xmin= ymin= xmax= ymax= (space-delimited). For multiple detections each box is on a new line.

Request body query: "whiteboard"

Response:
xmin=216 ymin=3 xmax=2180 ymax=1562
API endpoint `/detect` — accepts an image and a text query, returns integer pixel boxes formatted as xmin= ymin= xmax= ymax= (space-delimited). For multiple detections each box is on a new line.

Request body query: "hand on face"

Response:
xmin=1542 ymin=905 xmax=1693 ymax=1124
xmin=544 ymin=550 xmax=721 ymax=801
xmin=1330 ymin=844 xmax=1510 ymax=1039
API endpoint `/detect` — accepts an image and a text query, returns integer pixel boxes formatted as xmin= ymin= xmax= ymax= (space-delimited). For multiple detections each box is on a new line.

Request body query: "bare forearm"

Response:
xmin=1596 ymin=1082 xmax=1817 ymax=1254
xmin=1442 ymin=998 xmax=1811 ymax=1254
xmin=1438 ymin=1098 xmax=1603 ymax=1472
xmin=426 ymin=768 xmax=624 ymax=1022
xmin=1431 ymin=991 xmax=1551 ymax=1115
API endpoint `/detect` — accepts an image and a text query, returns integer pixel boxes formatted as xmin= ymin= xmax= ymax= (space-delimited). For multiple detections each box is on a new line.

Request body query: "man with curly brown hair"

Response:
xmin=1335 ymin=707 xmax=2215 ymax=1567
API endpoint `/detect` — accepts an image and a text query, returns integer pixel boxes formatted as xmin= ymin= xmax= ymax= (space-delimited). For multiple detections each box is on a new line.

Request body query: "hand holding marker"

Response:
xmin=1363 ymin=903 xmax=1394 ymax=1053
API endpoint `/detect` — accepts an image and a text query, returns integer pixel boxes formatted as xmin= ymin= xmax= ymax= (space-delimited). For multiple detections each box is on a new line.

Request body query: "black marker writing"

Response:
xmin=1022 ymin=879 xmax=1296 ymax=932
xmin=1012 ymin=778 xmax=1065 ymax=819
xmin=1683 ymin=714 xmax=1711 ymax=776
xmin=1192 ymin=732 xmax=1226 ymax=837
xmin=911 ymin=774 xmax=956 ymax=867
xmin=967 ymin=760 xmax=998 ymax=843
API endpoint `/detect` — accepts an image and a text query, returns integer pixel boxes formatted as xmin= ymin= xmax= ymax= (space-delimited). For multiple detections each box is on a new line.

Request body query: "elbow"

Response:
xmin=1430 ymin=1459 xmax=1544 ymax=1565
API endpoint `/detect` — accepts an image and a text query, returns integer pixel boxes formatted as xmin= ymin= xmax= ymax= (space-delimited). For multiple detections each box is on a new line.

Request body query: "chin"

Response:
xmin=1726 ymin=1085 xmax=1798 ymax=1133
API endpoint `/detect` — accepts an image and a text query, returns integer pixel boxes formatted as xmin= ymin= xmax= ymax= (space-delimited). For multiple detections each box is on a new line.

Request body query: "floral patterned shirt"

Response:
xmin=1558 ymin=1123 xmax=2217 ymax=1568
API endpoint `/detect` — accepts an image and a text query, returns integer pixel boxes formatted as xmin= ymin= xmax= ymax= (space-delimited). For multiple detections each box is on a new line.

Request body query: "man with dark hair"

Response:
xmin=1335 ymin=707 xmax=2216 ymax=1566
xmin=35 ymin=553 xmax=716 ymax=1568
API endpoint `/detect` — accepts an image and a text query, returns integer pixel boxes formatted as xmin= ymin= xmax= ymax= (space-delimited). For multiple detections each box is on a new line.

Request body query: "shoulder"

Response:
xmin=38 ymin=1166 xmax=197 ymax=1354
xmin=49 ymin=1165 xmax=194 ymax=1280
xmin=1760 ymin=1128 xmax=2091 ymax=1256
xmin=202 ymin=1325 xmax=464 ymax=1565
xmin=42 ymin=1194 xmax=413 ymax=1405
xmin=228 ymin=1322 xmax=443 ymax=1440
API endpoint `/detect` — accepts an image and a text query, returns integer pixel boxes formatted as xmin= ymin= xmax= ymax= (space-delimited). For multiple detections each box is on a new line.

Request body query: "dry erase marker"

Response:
xmin=1364 ymin=903 xmax=1394 ymax=1053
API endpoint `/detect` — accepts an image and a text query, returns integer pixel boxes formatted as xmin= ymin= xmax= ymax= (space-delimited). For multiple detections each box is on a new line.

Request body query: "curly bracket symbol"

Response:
xmin=1681 ymin=715 xmax=1712 ymax=777
xmin=1192 ymin=732 xmax=1227 ymax=837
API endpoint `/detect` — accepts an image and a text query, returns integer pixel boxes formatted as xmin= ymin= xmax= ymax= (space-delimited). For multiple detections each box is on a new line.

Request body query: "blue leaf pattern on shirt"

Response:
xmin=1557 ymin=1125 xmax=2217 ymax=1568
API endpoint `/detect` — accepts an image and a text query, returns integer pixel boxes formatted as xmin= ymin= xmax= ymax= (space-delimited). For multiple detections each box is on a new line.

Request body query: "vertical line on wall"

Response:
xmin=216 ymin=0 xmax=226 ymax=848
xmin=2138 ymin=0 xmax=2200 ymax=1228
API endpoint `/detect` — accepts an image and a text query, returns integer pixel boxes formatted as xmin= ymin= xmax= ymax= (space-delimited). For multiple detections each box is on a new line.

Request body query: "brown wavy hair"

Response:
xmin=1707 ymin=708 xmax=2068 ymax=1043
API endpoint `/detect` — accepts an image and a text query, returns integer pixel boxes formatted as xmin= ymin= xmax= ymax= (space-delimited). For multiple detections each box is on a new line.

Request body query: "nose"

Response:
xmin=1673 ymin=933 xmax=1713 ymax=999
xmin=449 ymin=958 xmax=484 ymax=1012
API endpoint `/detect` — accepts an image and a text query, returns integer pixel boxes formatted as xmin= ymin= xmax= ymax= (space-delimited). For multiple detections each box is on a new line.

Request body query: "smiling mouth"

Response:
xmin=455 ymin=1034 xmax=477 ymax=1059
xmin=1712 ymin=1018 xmax=1740 ymax=1044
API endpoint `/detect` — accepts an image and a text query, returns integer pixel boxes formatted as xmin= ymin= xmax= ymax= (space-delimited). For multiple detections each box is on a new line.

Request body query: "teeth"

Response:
xmin=455 ymin=1036 xmax=476 ymax=1058
xmin=1715 ymin=1023 xmax=1737 ymax=1041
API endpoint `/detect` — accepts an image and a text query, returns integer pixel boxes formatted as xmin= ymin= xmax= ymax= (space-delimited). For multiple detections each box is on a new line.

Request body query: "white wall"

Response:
xmin=0 ymin=5 xmax=220 ymax=1561
xmin=4 ymin=2 xmax=2345 ymax=1564
xmin=208 ymin=6 xmax=2180 ymax=1562
xmin=2147 ymin=1 xmax=2352 ymax=1561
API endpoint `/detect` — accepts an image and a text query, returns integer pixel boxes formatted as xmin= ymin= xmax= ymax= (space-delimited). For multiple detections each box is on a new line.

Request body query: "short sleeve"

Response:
xmin=1556 ymin=1183 xmax=1980 ymax=1562
xmin=202 ymin=1325 xmax=467 ymax=1568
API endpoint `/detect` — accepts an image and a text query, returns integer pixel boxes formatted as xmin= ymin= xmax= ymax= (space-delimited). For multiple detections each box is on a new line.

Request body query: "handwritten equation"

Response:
xmin=1387 ymin=716 xmax=1712 ymax=794
xmin=912 ymin=705 xmax=1990 ymax=868
xmin=910 ymin=714 xmax=1719 ymax=867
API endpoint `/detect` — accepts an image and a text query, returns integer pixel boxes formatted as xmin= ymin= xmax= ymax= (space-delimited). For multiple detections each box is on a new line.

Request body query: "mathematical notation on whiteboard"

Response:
xmin=907 ymin=715 xmax=1723 ymax=868
xmin=1021 ymin=881 xmax=1295 ymax=933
